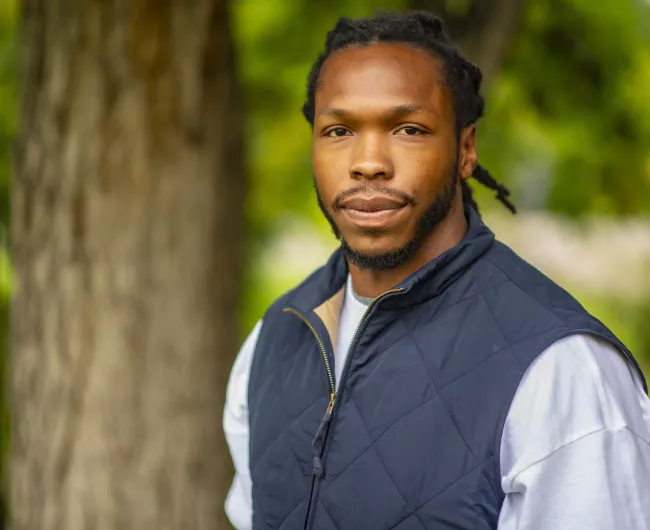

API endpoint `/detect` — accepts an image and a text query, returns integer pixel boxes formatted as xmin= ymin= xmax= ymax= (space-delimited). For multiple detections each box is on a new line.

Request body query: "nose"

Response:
xmin=349 ymin=134 xmax=394 ymax=181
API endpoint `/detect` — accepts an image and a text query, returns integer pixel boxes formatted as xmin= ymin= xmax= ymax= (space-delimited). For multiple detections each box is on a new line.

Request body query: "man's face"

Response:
xmin=312 ymin=43 xmax=472 ymax=270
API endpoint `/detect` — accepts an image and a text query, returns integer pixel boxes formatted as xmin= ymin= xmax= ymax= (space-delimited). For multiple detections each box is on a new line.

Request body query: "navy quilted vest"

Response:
xmin=247 ymin=209 xmax=646 ymax=530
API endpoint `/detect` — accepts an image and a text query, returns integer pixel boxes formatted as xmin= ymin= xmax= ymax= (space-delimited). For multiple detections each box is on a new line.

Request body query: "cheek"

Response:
xmin=313 ymin=146 xmax=349 ymax=194
xmin=394 ymin=147 xmax=451 ymax=190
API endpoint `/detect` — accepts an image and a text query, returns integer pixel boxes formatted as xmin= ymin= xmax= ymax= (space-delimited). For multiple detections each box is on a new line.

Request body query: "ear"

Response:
xmin=458 ymin=125 xmax=477 ymax=182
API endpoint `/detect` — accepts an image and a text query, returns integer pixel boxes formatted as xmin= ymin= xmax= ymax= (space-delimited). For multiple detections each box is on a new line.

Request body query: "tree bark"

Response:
xmin=10 ymin=1 xmax=244 ymax=529
xmin=411 ymin=0 xmax=528 ymax=83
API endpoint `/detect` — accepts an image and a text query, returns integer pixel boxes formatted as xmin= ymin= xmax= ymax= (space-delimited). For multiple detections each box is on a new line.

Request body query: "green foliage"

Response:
xmin=478 ymin=0 xmax=650 ymax=215
xmin=233 ymin=0 xmax=650 ymax=245
xmin=233 ymin=0 xmax=650 ymax=382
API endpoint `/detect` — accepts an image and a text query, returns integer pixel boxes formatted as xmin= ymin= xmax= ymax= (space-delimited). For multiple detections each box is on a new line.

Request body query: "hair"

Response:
xmin=302 ymin=10 xmax=516 ymax=215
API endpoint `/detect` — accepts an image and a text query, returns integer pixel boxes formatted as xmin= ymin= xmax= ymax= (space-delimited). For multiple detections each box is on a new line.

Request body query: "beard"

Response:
xmin=315 ymin=160 xmax=459 ymax=272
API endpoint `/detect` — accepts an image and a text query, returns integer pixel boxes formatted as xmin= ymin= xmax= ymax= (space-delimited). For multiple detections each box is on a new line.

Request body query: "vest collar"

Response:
xmin=389 ymin=206 xmax=495 ymax=307
xmin=287 ymin=207 xmax=495 ymax=316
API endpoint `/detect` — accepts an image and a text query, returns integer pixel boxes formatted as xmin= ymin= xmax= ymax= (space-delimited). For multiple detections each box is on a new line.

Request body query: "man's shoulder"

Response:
xmin=459 ymin=238 xmax=624 ymax=354
xmin=478 ymin=239 xmax=588 ymax=323
xmin=469 ymin=238 xmax=648 ymax=393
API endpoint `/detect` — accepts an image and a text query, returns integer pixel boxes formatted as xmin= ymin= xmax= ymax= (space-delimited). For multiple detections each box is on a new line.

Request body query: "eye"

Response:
xmin=325 ymin=127 xmax=351 ymax=138
xmin=395 ymin=126 xmax=426 ymax=136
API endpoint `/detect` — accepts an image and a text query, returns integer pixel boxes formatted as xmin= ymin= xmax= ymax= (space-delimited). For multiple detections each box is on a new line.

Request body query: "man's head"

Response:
xmin=304 ymin=11 xmax=514 ymax=271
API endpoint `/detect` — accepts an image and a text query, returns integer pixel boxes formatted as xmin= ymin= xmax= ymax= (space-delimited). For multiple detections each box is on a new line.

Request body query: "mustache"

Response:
xmin=332 ymin=185 xmax=418 ymax=210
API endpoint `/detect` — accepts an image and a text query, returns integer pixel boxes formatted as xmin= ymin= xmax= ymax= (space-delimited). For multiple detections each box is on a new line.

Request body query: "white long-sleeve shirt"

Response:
xmin=224 ymin=276 xmax=650 ymax=529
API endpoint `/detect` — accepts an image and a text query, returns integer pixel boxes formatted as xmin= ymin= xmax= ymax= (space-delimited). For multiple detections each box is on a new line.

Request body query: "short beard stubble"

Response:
xmin=315 ymin=160 xmax=459 ymax=271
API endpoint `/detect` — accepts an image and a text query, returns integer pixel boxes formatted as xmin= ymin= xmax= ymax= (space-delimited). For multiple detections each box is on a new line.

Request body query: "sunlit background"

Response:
xmin=0 ymin=0 xmax=649 ymax=524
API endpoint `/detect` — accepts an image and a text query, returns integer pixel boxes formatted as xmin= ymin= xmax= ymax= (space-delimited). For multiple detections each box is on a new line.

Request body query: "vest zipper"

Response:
xmin=284 ymin=287 xmax=405 ymax=529
xmin=283 ymin=286 xmax=405 ymax=475
xmin=283 ymin=308 xmax=336 ymax=400
xmin=283 ymin=308 xmax=336 ymax=478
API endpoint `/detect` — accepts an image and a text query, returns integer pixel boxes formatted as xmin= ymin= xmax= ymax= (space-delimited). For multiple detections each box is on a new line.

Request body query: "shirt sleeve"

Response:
xmin=498 ymin=333 xmax=650 ymax=530
xmin=223 ymin=320 xmax=263 ymax=530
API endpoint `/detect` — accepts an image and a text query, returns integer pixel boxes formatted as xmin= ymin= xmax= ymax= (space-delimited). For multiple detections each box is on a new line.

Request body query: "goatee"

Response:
xmin=314 ymin=162 xmax=459 ymax=271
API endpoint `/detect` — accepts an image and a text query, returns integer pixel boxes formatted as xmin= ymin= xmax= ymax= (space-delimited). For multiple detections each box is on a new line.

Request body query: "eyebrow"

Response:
xmin=318 ymin=103 xmax=428 ymax=119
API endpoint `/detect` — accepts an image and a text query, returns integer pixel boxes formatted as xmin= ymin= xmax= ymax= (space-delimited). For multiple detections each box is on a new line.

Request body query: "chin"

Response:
xmin=342 ymin=236 xmax=410 ymax=258
xmin=345 ymin=231 xmax=409 ymax=251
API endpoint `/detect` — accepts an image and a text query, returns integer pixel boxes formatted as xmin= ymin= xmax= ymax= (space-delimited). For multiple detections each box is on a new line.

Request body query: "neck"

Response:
xmin=348 ymin=196 xmax=468 ymax=299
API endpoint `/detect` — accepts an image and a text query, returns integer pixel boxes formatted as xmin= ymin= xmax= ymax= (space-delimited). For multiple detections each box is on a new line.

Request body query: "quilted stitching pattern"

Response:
xmin=249 ymin=239 xmax=634 ymax=530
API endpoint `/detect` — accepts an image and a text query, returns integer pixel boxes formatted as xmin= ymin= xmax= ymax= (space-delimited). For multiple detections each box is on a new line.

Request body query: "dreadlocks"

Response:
xmin=302 ymin=10 xmax=516 ymax=215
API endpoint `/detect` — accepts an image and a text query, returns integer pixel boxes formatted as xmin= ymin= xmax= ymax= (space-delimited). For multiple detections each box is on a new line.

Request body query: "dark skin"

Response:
xmin=312 ymin=43 xmax=479 ymax=298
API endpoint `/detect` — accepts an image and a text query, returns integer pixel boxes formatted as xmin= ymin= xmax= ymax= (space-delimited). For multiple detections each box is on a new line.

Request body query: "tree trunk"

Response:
xmin=411 ymin=0 xmax=528 ymax=83
xmin=10 ymin=1 xmax=244 ymax=529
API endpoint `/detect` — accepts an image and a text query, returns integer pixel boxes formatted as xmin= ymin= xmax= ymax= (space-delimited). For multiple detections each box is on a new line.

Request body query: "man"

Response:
xmin=224 ymin=11 xmax=650 ymax=530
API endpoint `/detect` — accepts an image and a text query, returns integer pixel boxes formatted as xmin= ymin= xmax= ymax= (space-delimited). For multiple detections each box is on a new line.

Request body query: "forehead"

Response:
xmin=315 ymin=43 xmax=452 ymax=118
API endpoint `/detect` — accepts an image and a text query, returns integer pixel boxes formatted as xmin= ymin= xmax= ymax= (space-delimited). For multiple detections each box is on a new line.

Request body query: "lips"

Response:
xmin=339 ymin=196 xmax=406 ymax=212
xmin=338 ymin=195 xmax=409 ymax=229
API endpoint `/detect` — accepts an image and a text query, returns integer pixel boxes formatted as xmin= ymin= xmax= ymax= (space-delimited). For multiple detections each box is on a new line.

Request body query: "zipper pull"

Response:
xmin=312 ymin=392 xmax=336 ymax=478
xmin=326 ymin=392 xmax=335 ymax=414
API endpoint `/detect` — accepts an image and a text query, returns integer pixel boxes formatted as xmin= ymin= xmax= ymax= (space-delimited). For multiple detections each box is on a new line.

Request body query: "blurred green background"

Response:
xmin=230 ymin=0 xmax=650 ymax=368
xmin=0 ymin=0 xmax=649 ymax=517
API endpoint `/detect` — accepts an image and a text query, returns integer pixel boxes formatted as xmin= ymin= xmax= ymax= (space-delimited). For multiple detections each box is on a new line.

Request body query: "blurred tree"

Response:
xmin=0 ymin=0 xmax=14 ymax=234
xmin=0 ymin=0 xmax=17 ymax=523
xmin=9 ymin=1 xmax=244 ymax=529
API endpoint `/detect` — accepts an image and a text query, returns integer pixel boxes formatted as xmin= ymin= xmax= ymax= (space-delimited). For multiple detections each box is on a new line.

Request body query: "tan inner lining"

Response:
xmin=313 ymin=286 xmax=345 ymax=352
